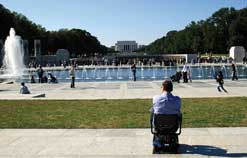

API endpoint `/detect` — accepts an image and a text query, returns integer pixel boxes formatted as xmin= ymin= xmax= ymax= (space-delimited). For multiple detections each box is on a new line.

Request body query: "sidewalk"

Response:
xmin=0 ymin=128 xmax=246 ymax=158
xmin=0 ymin=79 xmax=247 ymax=100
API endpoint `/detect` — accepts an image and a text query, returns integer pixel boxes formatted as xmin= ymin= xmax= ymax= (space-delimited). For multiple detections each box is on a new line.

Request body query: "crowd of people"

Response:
xmin=20 ymin=58 xmax=242 ymax=95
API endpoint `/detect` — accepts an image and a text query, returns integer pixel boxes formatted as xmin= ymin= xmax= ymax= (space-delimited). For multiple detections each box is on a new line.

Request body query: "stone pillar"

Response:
xmin=34 ymin=39 xmax=42 ymax=65
xmin=0 ymin=39 xmax=3 ymax=67
xmin=23 ymin=40 xmax=29 ymax=66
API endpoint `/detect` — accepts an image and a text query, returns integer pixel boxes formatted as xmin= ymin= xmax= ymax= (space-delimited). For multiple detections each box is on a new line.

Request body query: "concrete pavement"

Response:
xmin=0 ymin=79 xmax=247 ymax=99
xmin=0 ymin=128 xmax=247 ymax=158
xmin=1 ymin=80 xmax=247 ymax=157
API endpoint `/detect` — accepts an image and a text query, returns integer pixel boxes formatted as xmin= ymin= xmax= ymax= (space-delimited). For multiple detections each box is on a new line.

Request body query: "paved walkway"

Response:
xmin=0 ymin=79 xmax=247 ymax=99
xmin=0 ymin=128 xmax=246 ymax=158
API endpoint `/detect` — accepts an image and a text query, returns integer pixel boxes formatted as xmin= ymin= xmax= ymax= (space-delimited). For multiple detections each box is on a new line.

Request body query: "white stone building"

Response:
xmin=115 ymin=41 xmax=138 ymax=53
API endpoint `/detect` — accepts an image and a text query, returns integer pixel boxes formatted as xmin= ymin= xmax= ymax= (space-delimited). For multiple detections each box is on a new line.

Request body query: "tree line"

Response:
xmin=0 ymin=4 xmax=108 ymax=57
xmin=141 ymin=7 xmax=247 ymax=54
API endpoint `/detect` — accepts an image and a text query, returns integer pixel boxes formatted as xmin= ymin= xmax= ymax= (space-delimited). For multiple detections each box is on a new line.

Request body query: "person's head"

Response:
xmin=162 ymin=80 xmax=173 ymax=93
xmin=21 ymin=82 xmax=25 ymax=86
xmin=219 ymin=71 xmax=223 ymax=75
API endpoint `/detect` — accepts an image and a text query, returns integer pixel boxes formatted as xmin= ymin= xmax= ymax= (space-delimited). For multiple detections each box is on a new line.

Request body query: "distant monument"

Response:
xmin=34 ymin=39 xmax=41 ymax=65
xmin=229 ymin=46 xmax=246 ymax=63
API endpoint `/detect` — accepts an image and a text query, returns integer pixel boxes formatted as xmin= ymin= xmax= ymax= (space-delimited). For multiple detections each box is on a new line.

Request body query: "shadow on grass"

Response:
xmin=179 ymin=144 xmax=247 ymax=157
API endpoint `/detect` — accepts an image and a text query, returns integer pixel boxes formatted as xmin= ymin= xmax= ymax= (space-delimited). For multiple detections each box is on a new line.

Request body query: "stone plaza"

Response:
xmin=0 ymin=80 xmax=247 ymax=157
xmin=0 ymin=79 xmax=247 ymax=100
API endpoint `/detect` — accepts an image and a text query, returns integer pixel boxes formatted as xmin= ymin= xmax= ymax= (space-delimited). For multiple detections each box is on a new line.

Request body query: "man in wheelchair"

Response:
xmin=150 ymin=80 xmax=182 ymax=154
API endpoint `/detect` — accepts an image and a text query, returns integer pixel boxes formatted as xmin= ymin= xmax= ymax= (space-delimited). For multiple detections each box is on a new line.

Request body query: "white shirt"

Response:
xmin=182 ymin=65 xmax=188 ymax=72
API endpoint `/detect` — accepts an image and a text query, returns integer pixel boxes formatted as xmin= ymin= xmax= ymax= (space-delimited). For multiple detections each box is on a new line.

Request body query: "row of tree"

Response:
xmin=0 ymin=4 xmax=108 ymax=57
xmin=141 ymin=7 xmax=247 ymax=54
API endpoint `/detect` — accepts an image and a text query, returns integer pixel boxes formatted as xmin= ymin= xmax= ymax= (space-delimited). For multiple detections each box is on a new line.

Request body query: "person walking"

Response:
xmin=216 ymin=71 xmax=227 ymax=93
xmin=182 ymin=64 xmax=188 ymax=83
xmin=70 ymin=65 xmax=75 ymax=88
xmin=232 ymin=63 xmax=238 ymax=80
xmin=37 ymin=66 xmax=44 ymax=83
xmin=131 ymin=63 xmax=137 ymax=81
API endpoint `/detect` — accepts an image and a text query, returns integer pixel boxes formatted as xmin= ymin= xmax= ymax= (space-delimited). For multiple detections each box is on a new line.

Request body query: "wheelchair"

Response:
xmin=151 ymin=113 xmax=182 ymax=154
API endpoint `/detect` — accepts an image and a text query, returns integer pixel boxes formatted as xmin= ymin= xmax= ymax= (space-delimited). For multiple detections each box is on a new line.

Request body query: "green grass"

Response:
xmin=0 ymin=98 xmax=246 ymax=128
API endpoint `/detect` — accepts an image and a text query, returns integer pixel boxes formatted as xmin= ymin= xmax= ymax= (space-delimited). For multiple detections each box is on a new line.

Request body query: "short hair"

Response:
xmin=21 ymin=82 xmax=25 ymax=86
xmin=162 ymin=80 xmax=173 ymax=92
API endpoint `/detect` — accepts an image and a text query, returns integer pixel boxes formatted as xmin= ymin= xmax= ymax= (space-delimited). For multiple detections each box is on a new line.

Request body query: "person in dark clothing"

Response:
xmin=42 ymin=76 xmax=48 ymax=83
xmin=131 ymin=64 xmax=137 ymax=81
xmin=30 ymin=75 xmax=36 ymax=83
xmin=182 ymin=64 xmax=188 ymax=83
xmin=171 ymin=71 xmax=182 ymax=83
xmin=37 ymin=66 xmax=44 ymax=83
xmin=48 ymin=73 xmax=58 ymax=83
xmin=243 ymin=56 xmax=247 ymax=64
xmin=70 ymin=65 xmax=75 ymax=88
xmin=216 ymin=71 xmax=227 ymax=93
xmin=232 ymin=63 xmax=238 ymax=80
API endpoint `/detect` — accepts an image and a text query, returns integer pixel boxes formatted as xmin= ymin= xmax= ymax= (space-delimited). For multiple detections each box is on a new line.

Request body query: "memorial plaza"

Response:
xmin=0 ymin=79 xmax=247 ymax=157
xmin=0 ymin=79 xmax=247 ymax=100
xmin=1 ymin=1 xmax=247 ymax=157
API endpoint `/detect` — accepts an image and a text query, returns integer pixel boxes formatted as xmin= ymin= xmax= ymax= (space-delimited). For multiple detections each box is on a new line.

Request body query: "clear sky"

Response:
xmin=0 ymin=0 xmax=246 ymax=46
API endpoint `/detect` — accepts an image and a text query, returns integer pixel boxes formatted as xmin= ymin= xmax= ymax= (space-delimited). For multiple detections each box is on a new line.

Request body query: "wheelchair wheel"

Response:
xmin=170 ymin=135 xmax=179 ymax=153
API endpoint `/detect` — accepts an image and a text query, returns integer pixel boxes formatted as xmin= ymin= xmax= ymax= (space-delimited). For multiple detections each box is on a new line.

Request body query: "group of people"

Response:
xmin=215 ymin=62 xmax=239 ymax=93
xmin=20 ymin=61 xmax=240 ymax=95
xmin=30 ymin=66 xmax=58 ymax=84
xmin=36 ymin=66 xmax=58 ymax=84
xmin=170 ymin=64 xmax=192 ymax=83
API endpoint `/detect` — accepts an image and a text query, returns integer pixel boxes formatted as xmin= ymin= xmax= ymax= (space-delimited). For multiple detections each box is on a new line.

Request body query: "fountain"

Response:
xmin=105 ymin=67 xmax=112 ymax=80
xmin=128 ymin=67 xmax=133 ymax=80
xmin=221 ymin=64 xmax=228 ymax=78
xmin=209 ymin=65 xmax=216 ymax=79
xmin=196 ymin=64 xmax=203 ymax=79
xmin=1 ymin=28 xmax=26 ymax=80
xmin=82 ymin=67 xmax=89 ymax=79
xmin=164 ymin=66 xmax=168 ymax=79
xmin=151 ymin=67 xmax=156 ymax=79
xmin=94 ymin=67 xmax=102 ymax=80
xmin=240 ymin=64 xmax=247 ymax=77
xmin=141 ymin=64 xmax=144 ymax=79
xmin=117 ymin=67 xmax=123 ymax=79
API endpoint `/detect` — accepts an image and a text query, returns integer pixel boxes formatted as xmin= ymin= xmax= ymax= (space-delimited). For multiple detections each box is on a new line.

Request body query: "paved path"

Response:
xmin=0 ymin=128 xmax=246 ymax=158
xmin=0 ymin=79 xmax=247 ymax=99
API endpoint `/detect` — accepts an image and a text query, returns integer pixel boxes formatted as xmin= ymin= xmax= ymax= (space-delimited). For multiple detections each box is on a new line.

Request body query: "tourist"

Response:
xmin=150 ymin=80 xmax=181 ymax=121
xmin=216 ymin=71 xmax=227 ymax=93
xmin=131 ymin=63 xmax=137 ymax=81
xmin=231 ymin=63 xmax=238 ymax=81
xmin=70 ymin=65 xmax=75 ymax=88
xmin=182 ymin=64 xmax=188 ymax=83
xmin=20 ymin=82 xmax=31 ymax=94
xmin=243 ymin=56 xmax=247 ymax=64
xmin=170 ymin=71 xmax=182 ymax=83
xmin=37 ymin=66 xmax=44 ymax=83
xmin=30 ymin=75 xmax=36 ymax=83
xmin=48 ymin=73 xmax=58 ymax=83
xmin=42 ymin=76 xmax=48 ymax=83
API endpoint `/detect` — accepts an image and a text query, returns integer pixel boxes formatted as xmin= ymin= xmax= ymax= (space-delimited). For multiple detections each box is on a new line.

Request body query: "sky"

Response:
xmin=0 ymin=0 xmax=246 ymax=47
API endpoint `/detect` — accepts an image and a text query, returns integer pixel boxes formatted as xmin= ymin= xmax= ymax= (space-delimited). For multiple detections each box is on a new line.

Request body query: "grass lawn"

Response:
xmin=0 ymin=98 xmax=246 ymax=128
